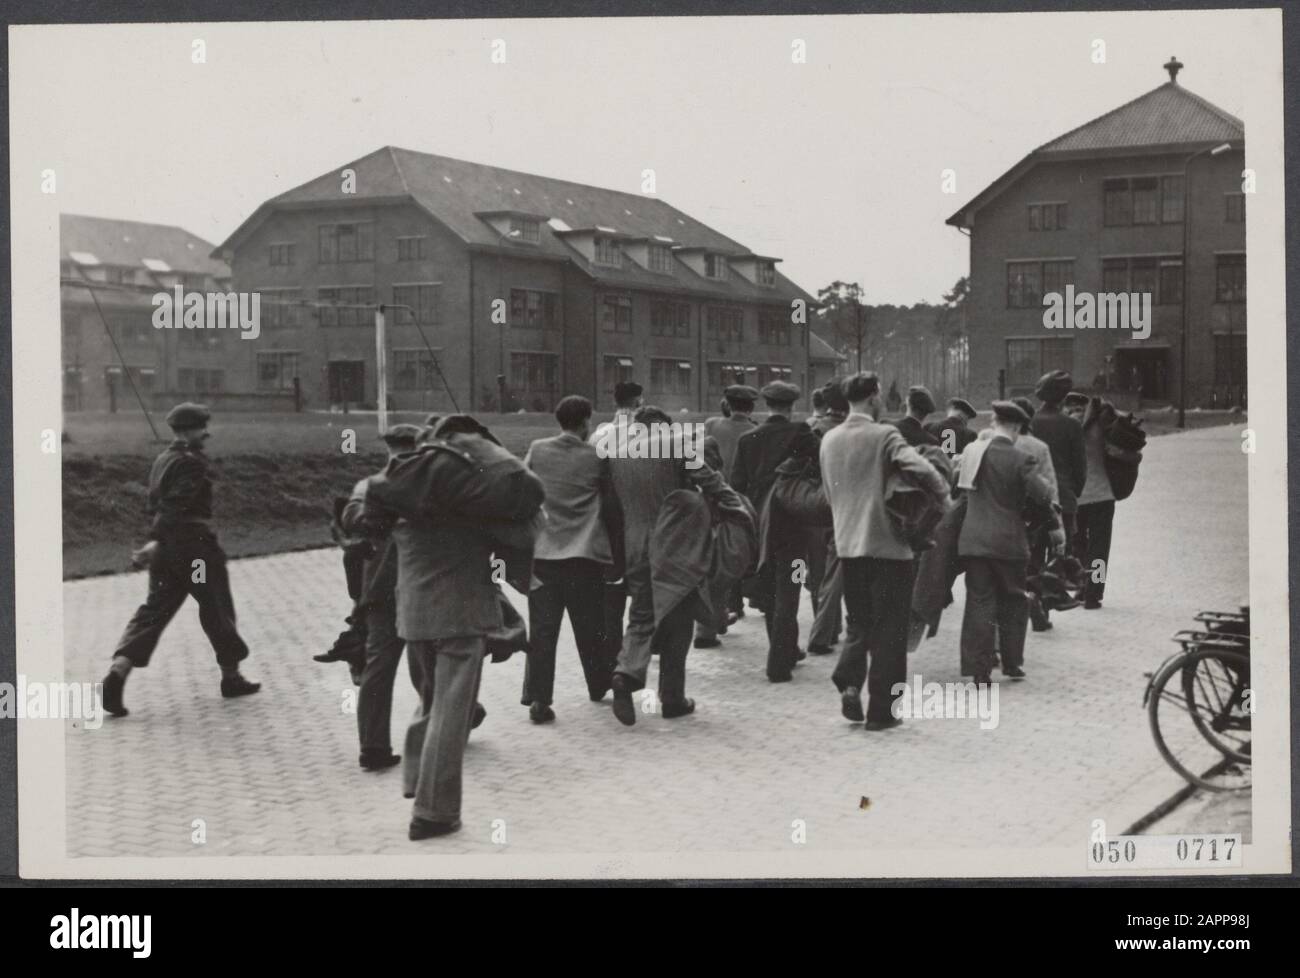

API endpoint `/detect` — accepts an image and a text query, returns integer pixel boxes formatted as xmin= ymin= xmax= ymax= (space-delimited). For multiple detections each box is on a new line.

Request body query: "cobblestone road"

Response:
xmin=62 ymin=424 xmax=1250 ymax=861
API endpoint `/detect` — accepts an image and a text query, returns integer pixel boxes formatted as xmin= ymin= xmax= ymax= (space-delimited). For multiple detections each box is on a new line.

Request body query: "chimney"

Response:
xmin=1164 ymin=56 xmax=1183 ymax=84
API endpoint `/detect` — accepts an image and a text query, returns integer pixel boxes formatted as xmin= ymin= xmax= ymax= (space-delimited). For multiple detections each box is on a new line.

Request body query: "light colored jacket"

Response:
xmin=525 ymin=432 xmax=615 ymax=563
xmin=820 ymin=412 xmax=948 ymax=560
xmin=703 ymin=413 xmax=757 ymax=481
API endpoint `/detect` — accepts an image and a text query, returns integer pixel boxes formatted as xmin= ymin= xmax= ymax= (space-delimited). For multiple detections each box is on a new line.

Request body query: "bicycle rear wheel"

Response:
xmin=1181 ymin=648 xmax=1251 ymax=762
xmin=1148 ymin=649 xmax=1251 ymax=792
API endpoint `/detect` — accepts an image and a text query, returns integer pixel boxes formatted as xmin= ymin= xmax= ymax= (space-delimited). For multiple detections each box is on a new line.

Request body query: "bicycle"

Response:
xmin=1144 ymin=608 xmax=1252 ymax=792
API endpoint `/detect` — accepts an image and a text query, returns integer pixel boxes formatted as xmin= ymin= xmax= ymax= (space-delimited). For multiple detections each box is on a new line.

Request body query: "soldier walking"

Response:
xmin=101 ymin=403 xmax=260 ymax=717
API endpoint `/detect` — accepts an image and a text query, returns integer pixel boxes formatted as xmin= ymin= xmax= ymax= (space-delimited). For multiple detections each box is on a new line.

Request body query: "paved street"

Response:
xmin=62 ymin=423 xmax=1250 ymax=861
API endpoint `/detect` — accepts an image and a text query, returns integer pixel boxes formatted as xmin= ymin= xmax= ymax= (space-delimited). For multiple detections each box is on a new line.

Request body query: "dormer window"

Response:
xmin=594 ymin=237 xmax=622 ymax=267
xmin=510 ymin=216 xmax=540 ymax=243
xmin=704 ymin=254 xmax=730 ymax=280
xmin=648 ymin=244 xmax=674 ymax=273
xmin=757 ymin=261 xmax=776 ymax=286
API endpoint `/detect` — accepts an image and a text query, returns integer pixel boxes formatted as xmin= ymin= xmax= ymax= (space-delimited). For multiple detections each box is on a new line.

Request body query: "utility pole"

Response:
xmin=375 ymin=306 xmax=388 ymax=434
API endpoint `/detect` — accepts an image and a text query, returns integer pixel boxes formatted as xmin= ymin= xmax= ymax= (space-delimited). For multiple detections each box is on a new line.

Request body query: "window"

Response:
xmin=318 ymin=222 xmax=374 ymax=263
xmin=707 ymin=361 xmax=749 ymax=393
xmin=603 ymin=355 xmax=635 ymax=389
xmin=1159 ymin=259 xmax=1183 ymax=306
xmin=509 ymin=289 xmax=558 ymax=330
xmin=510 ymin=351 xmax=558 ymax=392
xmin=1225 ymin=193 xmax=1245 ymax=223
xmin=704 ymin=254 xmax=730 ymax=280
xmin=1006 ymin=338 xmax=1073 ymax=387
xmin=391 ymin=349 xmax=441 ymax=391
xmin=1213 ymin=333 xmax=1247 ymax=386
xmin=1104 ymin=176 xmax=1183 ymax=226
xmin=755 ymin=365 xmax=794 ymax=388
xmin=1129 ymin=258 xmax=1158 ymax=297
xmin=706 ymin=306 xmax=743 ymax=342
xmin=650 ymin=300 xmax=691 ymax=337
xmin=1101 ymin=256 xmax=1182 ymax=304
xmin=176 ymin=367 xmax=223 ymax=394
xmin=1007 ymin=259 xmax=1073 ymax=307
xmin=107 ymin=313 xmax=152 ymax=345
xmin=317 ymin=286 xmax=377 ymax=326
xmin=758 ymin=309 xmax=791 ymax=345
xmin=650 ymin=358 xmax=693 ymax=395
xmin=1028 ymin=202 xmax=1068 ymax=231
xmin=600 ymin=294 xmax=632 ymax=333
xmin=269 ymin=243 xmax=295 ymax=266
xmin=758 ymin=261 xmax=777 ymax=286
xmin=510 ymin=216 xmax=540 ymax=243
xmin=648 ymin=244 xmax=674 ymax=273
xmin=256 ymin=352 xmax=300 ymax=391
xmin=393 ymin=284 xmax=442 ymax=325
xmin=397 ymin=236 xmax=428 ymax=261
xmin=1041 ymin=260 xmax=1072 ymax=298
xmin=594 ymin=237 xmax=622 ymax=267
xmin=259 ymin=288 xmax=303 ymax=328
xmin=1215 ymin=254 xmax=1246 ymax=303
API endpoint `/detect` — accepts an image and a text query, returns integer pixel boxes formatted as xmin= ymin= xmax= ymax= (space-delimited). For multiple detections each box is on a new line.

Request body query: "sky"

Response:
xmin=10 ymin=9 xmax=1269 ymax=305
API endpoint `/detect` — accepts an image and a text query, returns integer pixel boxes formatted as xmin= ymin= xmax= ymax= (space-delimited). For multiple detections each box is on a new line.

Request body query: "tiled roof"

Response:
xmin=947 ymin=80 xmax=1244 ymax=227
xmin=1037 ymin=82 xmax=1243 ymax=155
xmin=224 ymin=146 xmax=815 ymax=304
xmin=809 ymin=331 xmax=846 ymax=362
xmin=61 ymin=213 xmax=229 ymax=276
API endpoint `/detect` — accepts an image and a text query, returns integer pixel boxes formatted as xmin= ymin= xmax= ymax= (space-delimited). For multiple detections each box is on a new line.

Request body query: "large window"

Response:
xmin=1007 ymin=260 xmax=1073 ymax=308
xmin=756 ymin=364 xmax=794 ymax=388
xmin=757 ymin=261 xmax=777 ymax=286
xmin=650 ymin=357 xmax=693 ymax=395
xmin=176 ymin=367 xmax=223 ymax=394
xmin=1027 ymin=202 xmax=1068 ymax=231
xmin=393 ymin=284 xmax=442 ymax=325
xmin=269 ymin=243 xmax=295 ymax=266
xmin=1215 ymin=254 xmax=1246 ymax=303
xmin=704 ymin=254 xmax=730 ymax=280
xmin=317 ymin=286 xmax=376 ymax=326
xmin=396 ymin=236 xmax=428 ymax=261
xmin=510 ymin=289 xmax=558 ymax=330
xmin=603 ymin=355 xmax=635 ymax=389
xmin=256 ymin=352 xmax=300 ymax=391
xmin=650 ymin=300 xmax=691 ymax=337
xmin=1103 ymin=175 xmax=1183 ymax=227
xmin=1006 ymin=338 xmax=1074 ymax=388
xmin=1100 ymin=256 xmax=1182 ymax=305
xmin=600 ymin=294 xmax=632 ymax=333
xmin=758 ymin=309 xmax=791 ymax=345
xmin=594 ymin=237 xmax=622 ymax=267
xmin=391 ymin=348 xmax=442 ymax=391
xmin=510 ymin=216 xmax=540 ymax=243
xmin=107 ymin=313 xmax=153 ymax=345
xmin=648 ymin=244 xmax=674 ymax=273
xmin=707 ymin=361 xmax=750 ymax=394
xmin=318 ymin=222 xmax=374 ymax=263
xmin=510 ymin=351 xmax=559 ymax=393
xmin=259 ymin=288 xmax=304 ymax=328
xmin=706 ymin=306 xmax=743 ymax=343
xmin=1225 ymin=193 xmax=1246 ymax=223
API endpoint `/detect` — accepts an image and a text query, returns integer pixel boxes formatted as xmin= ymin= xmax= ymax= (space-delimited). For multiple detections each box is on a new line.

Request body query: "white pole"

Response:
xmin=375 ymin=306 xmax=388 ymax=435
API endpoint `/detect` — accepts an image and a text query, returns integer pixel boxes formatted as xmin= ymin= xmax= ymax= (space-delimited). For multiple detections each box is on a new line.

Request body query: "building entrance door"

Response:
xmin=1113 ymin=347 xmax=1169 ymax=402
xmin=328 ymin=360 xmax=366 ymax=406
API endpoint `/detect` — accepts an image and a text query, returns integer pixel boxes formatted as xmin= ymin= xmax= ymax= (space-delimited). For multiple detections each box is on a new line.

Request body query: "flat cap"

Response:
xmin=613 ymin=381 xmax=643 ymax=403
xmin=380 ymin=423 xmax=427 ymax=446
xmin=165 ymin=402 xmax=210 ymax=429
xmin=724 ymin=384 xmax=760 ymax=403
xmin=907 ymin=385 xmax=936 ymax=416
xmin=1011 ymin=396 xmax=1037 ymax=422
xmin=991 ymin=399 xmax=1031 ymax=426
xmin=948 ymin=397 xmax=977 ymax=420
xmin=1034 ymin=369 xmax=1073 ymax=403
xmin=761 ymin=380 xmax=801 ymax=403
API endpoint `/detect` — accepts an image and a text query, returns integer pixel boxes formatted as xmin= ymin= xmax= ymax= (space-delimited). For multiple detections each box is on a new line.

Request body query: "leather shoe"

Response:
xmin=972 ymin=672 xmax=993 ymax=685
xmin=101 ymin=672 xmax=129 ymax=718
xmin=611 ymin=676 xmax=636 ymax=726
xmin=864 ymin=717 xmax=903 ymax=732
xmin=794 ymin=647 xmax=807 ymax=662
xmin=693 ymin=636 xmax=721 ymax=649
xmin=807 ymin=643 xmax=834 ymax=656
xmin=1003 ymin=665 xmax=1026 ymax=679
xmin=767 ymin=672 xmax=793 ymax=684
xmin=360 ymin=750 xmax=400 ymax=771
xmin=1084 ymin=599 xmax=1102 ymax=610
xmin=529 ymin=702 xmax=555 ymax=724
xmin=220 ymin=674 xmax=261 ymax=699
xmin=840 ymin=687 xmax=864 ymax=722
xmin=661 ymin=698 xmax=695 ymax=719
xmin=409 ymin=817 xmax=461 ymax=840
xmin=471 ymin=702 xmax=487 ymax=729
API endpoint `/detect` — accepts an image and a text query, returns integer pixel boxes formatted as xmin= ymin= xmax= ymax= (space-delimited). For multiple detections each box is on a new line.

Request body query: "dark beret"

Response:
xmin=948 ymin=397 xmax=977 ymax=420
xmin=165 ymin=402 xmax=210 ymax=430
xmin=1034 ymin=369 xmax=1073 ymax=403
xmin=1011 ymin=396 xmax=1037 ymax=423
xmin=991 ymin=399 xmax=1031 ymax=426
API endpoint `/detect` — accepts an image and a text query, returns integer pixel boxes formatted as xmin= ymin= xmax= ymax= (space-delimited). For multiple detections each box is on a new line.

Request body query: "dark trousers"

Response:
xmin=523 ymin=558 xmax=612 ymax=705
xmin=357 ymin=598 xmax=414 ymax=753
xmin=761 ymin=533 xmax=807 ymax=679
xmin=602 ymin=578 xmax=628 ymax=664
xmin=809 ymin=532 xmax=843 ymax=647
xmin=831 ymin=556 xmax=915 ymax=723
xmin=113 ymin=528 xmax=249 ymax=669
xmin=805 ymin=526 xmax=828 ymax=613
xmin=960 ymin=557 xmax=1029 ymax=676
xmin=1074 ymin=501 xmax=1115 ymax=603
xmin=614 ymin=561 xmax=695 ymax=705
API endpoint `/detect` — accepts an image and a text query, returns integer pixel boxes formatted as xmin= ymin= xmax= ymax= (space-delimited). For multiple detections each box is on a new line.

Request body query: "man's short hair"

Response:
xmin=555 ymin=395 xmax=593 ymax=431
xmin=821 ymin=381 xmax=849 ymax=415
xmin=634 ymin=405 xmax=672 ymax=426
xmin=811 ymin=389 xmax=826 ymax=411
xmin=841 ymin=371 xmax=880 ymax=403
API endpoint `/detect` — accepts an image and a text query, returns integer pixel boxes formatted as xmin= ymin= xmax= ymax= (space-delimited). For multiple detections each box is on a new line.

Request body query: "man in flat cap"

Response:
xmin=956 ymin=401 xmax=1063 ymax=684
xmin=890 ymin=385 xmax=942 ymax=448
xmin=101 ymin=403 xmax=260 ymax=717
xmin=925 ymin=397 xmax=978 ymax=457
xmin=732 ymin=379 xmax=809 ymax=681
xmin=591 ymin=380 xmax=643 ymax=668
xmin=1029 ymin=371 xmax=1087 ymax=558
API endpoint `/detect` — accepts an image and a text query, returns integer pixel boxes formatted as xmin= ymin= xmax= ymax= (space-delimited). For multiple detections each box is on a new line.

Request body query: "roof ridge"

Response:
xmin=386 ymin=145 xmax=411 ymax=195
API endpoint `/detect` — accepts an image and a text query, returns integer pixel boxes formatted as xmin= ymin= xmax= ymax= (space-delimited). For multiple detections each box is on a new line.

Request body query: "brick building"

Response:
xmin=946 ymin=60 xmax=1246 ymax=408
xmin=215 ymin=146 xmax=817 ymax=414
xmin=60 ymin=214 xmax=245 ymax=411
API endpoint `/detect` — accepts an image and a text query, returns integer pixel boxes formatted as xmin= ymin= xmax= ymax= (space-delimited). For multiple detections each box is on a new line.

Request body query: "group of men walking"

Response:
xmin=101 ymin=362 xmax=1122 ymax=840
